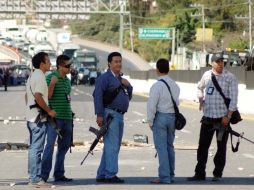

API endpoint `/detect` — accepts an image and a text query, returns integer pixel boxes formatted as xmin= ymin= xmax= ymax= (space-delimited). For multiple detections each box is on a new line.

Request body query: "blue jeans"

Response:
xmin=41 ymin=119 xmax=72 ymax=180
xmin=152 ymin=112 xmax=175 ymax=183
xmin=97 ymin=108 xmax=124 ymax=179
xmin=27 ymin=121 xmax=48 ymax=183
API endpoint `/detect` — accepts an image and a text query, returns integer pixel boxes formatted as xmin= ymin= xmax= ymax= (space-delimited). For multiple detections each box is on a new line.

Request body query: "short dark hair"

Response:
xmin=56 ymin=54 xmax=70 ymax=68
xmin=156 ymin=58 xmax=169 ymax=74
xmin=32 ymin=52 xmax=48 ymax=69
xmin=107 ymin=52 xmax=122 ymax=63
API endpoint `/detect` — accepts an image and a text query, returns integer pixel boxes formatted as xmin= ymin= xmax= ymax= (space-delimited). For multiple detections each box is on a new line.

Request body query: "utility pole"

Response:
xmin=190 ymin=4 xmax=206 ymax=52
xmin=249 ymin=0 xmax=252 ymax=51
xmin=128 ymin=13 xmax=134 ymax=52
xmin=171 ymin=28 xmax=176 ymax=66
xmin=119 ymin=0 xmax=126 ymax=53
xmin=235 ymin=0 xmax=252 ymax=52
xmin=201 ymin=4 xmax=205 ymax=52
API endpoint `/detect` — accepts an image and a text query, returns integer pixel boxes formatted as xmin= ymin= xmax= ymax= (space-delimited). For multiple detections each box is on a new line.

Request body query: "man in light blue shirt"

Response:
xmin=147 ymin=58 xmax=180 ymax=184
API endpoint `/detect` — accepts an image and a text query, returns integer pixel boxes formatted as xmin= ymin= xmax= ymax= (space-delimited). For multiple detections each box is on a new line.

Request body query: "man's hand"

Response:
xmin=221 ymin=116 xmax=230 ymax=126
xmin=48 ymin=110 xmax=57 ymax=118
xmin=97 ymin=116 xmax=103 ymax=127
xmin=121 ymin=78 xmax=130 ymax=88
xmin=199 ymin=98 xmax=204 ymax=111
xmin=50 ymin=76 xmax=58 ymax=85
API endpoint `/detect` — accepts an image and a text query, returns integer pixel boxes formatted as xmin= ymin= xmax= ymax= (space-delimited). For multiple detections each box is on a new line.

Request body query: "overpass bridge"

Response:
xmin=0 ymin=0 xmax=134 ymax=53
xmin=0 ymin=45 xmax=21 ymax=64
xmin=0 ymin=0 xmax=130 ymax=20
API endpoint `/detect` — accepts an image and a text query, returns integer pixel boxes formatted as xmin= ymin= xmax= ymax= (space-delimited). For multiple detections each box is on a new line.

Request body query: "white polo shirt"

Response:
xmin=25 ymin=69 xmax=48 ymax=122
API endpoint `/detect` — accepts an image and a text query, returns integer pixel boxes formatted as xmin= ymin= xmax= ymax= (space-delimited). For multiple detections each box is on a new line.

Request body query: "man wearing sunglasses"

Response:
xmin=41 ymin=54 xmax=73 ymax=183
xmin=188 ymin=53 xmax=238 ymax=182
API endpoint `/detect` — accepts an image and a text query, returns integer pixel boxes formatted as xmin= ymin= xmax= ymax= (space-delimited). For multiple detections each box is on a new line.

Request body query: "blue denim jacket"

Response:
xmin=93 ymin=69 xmax=133 ymax=116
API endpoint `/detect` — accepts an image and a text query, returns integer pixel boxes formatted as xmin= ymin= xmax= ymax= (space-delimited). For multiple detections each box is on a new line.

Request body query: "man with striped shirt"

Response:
xmin=188 ymin=53 xmax=238 ymax=182
xmin=41 ymin=54 xmax=73 ymax=182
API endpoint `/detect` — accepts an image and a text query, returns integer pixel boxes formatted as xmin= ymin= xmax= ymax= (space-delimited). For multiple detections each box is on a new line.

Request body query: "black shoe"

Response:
xmin=96 ymin=178 xmax=105 ymax=183
xmin=104 ymin=176 xmax=124 ymax=183
xmin=212 ymin=176 xmax=221 ymax=182
xmin=187 ymin=175 xmax=206 ymax=181
xmin=54 ymin=176 xmax=73 ymax=182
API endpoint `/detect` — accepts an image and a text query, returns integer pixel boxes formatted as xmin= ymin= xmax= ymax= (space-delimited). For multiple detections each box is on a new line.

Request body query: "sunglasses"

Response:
xmin=62 ymin=64 xmax=71 ymax=68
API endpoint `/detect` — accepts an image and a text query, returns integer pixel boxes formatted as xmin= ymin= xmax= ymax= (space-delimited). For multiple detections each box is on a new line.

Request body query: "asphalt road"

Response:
xmin=0 ymin=85 xmax=254 ymax=190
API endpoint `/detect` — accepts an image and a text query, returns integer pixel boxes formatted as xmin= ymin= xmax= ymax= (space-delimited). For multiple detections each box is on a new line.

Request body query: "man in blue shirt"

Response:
xmin=93 ymin=52 xmax=133 ymax=183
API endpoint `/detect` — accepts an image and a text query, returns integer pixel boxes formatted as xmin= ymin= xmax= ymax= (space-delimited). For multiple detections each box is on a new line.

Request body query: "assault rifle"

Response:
xmin=228 ymin=127 xmax=254 ymax=152
xmin=30 ymin=102 xmax=62 ymax=139
xmin=80 ymin=114 xmax=113 ymax=165
xmin=70 ymin=112 xmax=75 ymax=153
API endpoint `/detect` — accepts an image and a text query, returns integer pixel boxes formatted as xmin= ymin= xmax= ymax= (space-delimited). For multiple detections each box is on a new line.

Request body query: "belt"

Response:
xmin=106 ymin=107 xmax=125 ymax=114
xmin=201 ymin=116 xmax=222 ymax=124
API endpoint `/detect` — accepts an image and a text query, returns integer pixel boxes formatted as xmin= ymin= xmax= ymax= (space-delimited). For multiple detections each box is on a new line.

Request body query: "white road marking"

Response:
xmin=85 ymin=93 xmax=92 ymax=97
xmin=133 ymin=111 xmax=145 ymax=116
xmin=238 ymin=167 xmax=244 ymax=171
xmin=242 ymin=153 xmax=254 ymax=159
xmin=180 ymin=129 xmax=191 ymax=134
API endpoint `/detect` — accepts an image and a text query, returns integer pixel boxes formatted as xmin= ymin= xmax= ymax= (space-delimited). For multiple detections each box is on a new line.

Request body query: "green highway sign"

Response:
xmin=138 ymin=28 xmax=172 ymax=40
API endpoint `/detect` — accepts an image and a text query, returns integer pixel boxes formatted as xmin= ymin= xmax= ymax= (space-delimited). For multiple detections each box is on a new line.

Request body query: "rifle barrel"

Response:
xmin=242 ymin=137 xmax=254 ymax=144
xmin=80 ymin=152 xmax=90 ymax=165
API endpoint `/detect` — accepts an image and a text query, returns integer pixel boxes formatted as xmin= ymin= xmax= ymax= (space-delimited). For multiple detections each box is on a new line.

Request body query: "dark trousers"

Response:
xmin=194 ymin=121 xmax=229 ymax=178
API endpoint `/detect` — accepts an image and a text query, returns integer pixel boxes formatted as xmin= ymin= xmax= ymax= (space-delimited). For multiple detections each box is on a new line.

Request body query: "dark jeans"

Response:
xmin=41 ymin=119 xmax=72 ymax=180
xmin=194 ymin=120 xmax=229 ymax=178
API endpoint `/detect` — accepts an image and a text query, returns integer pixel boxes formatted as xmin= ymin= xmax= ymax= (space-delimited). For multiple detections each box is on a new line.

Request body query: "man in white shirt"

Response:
xmin=147 ymin=58 xmax=180 ymax=184
xmin=25 ymin=52 xmax=56 ymax=188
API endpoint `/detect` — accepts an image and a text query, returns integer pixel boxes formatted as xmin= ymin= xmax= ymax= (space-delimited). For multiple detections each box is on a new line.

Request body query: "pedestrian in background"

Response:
xmin=3 ymin=68 xmax=9 ymax=91
xmin=41 ymin=55 xmax=73 ymax=183
xmin=93 ymin=52 xmax=133 ymax=183
xmin=147 ymin=58 xmax=180 ymax=184
xmin=187 ymin=53 xmax=238 ymax=182
xmin=25 ymin=52 xmax=56 ymax=188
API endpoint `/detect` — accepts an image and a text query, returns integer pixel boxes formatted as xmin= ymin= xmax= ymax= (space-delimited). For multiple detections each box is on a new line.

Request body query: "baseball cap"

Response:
xmin=211 ymin=53 xmax=224 ymax=62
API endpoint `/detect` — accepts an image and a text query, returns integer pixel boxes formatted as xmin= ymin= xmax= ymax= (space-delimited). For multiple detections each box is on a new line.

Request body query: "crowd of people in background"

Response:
xmin=0 ymin=66 xmax=30 ymax=88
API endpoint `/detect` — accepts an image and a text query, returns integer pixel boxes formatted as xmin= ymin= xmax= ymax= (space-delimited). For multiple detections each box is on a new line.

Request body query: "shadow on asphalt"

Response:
xmin=1 ymin=177 xmax=254 ymax=186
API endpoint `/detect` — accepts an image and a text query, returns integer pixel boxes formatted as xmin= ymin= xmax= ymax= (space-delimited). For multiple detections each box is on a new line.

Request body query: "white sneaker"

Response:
xmin=29 ymin=180 xmax=55 ymax=188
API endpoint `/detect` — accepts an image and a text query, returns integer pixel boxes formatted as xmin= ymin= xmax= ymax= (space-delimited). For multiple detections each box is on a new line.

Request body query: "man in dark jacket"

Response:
xmin=93 ymin=52 xmax=133 ymax=183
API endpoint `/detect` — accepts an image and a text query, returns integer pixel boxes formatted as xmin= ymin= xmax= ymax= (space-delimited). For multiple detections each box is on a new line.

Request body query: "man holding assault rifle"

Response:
xmin=25 ymin=52 xmax=56 ymax=188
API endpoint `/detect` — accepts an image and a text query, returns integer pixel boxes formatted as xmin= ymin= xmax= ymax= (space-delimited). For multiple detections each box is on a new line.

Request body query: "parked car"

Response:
xmin=13 ymin=64 xmax=31 ymax=85
xmin=77 ymin=67 xmax=90 ymax=84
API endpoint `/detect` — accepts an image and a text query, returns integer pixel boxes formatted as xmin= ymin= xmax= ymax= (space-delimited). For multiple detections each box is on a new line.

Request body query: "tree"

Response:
xmin=173 ymin=11 xmax=198 ymax=44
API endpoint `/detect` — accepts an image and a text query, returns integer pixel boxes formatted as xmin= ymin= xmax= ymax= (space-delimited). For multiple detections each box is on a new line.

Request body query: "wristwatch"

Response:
xmin=226 ymin=115 xmax=231 ymax=119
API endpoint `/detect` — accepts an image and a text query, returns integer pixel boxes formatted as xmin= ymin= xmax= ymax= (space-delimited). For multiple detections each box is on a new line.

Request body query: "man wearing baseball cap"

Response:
xmin=188 ymin=52 xmax=239 ymax=182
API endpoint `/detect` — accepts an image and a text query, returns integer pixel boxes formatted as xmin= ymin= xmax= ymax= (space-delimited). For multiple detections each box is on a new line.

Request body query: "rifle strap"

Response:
xmin=211 ymin=73 xmax=229 ymax=108
xmin=230 ymin=132 xmax=240 ymax=152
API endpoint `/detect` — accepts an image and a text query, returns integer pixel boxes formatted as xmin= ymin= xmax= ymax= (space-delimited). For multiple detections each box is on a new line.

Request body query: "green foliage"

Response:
xmin=228 ymin=39 xmax=248 ymax=50
xmin=173 ymin=11 xmax=198 ymax=44
xmin=69 ymin=0 xmax=253 ymax=62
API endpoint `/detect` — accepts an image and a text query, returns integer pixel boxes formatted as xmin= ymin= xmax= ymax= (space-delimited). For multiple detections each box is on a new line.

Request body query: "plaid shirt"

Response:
xmin=197 ymin=69 xmax=238 ymax=118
